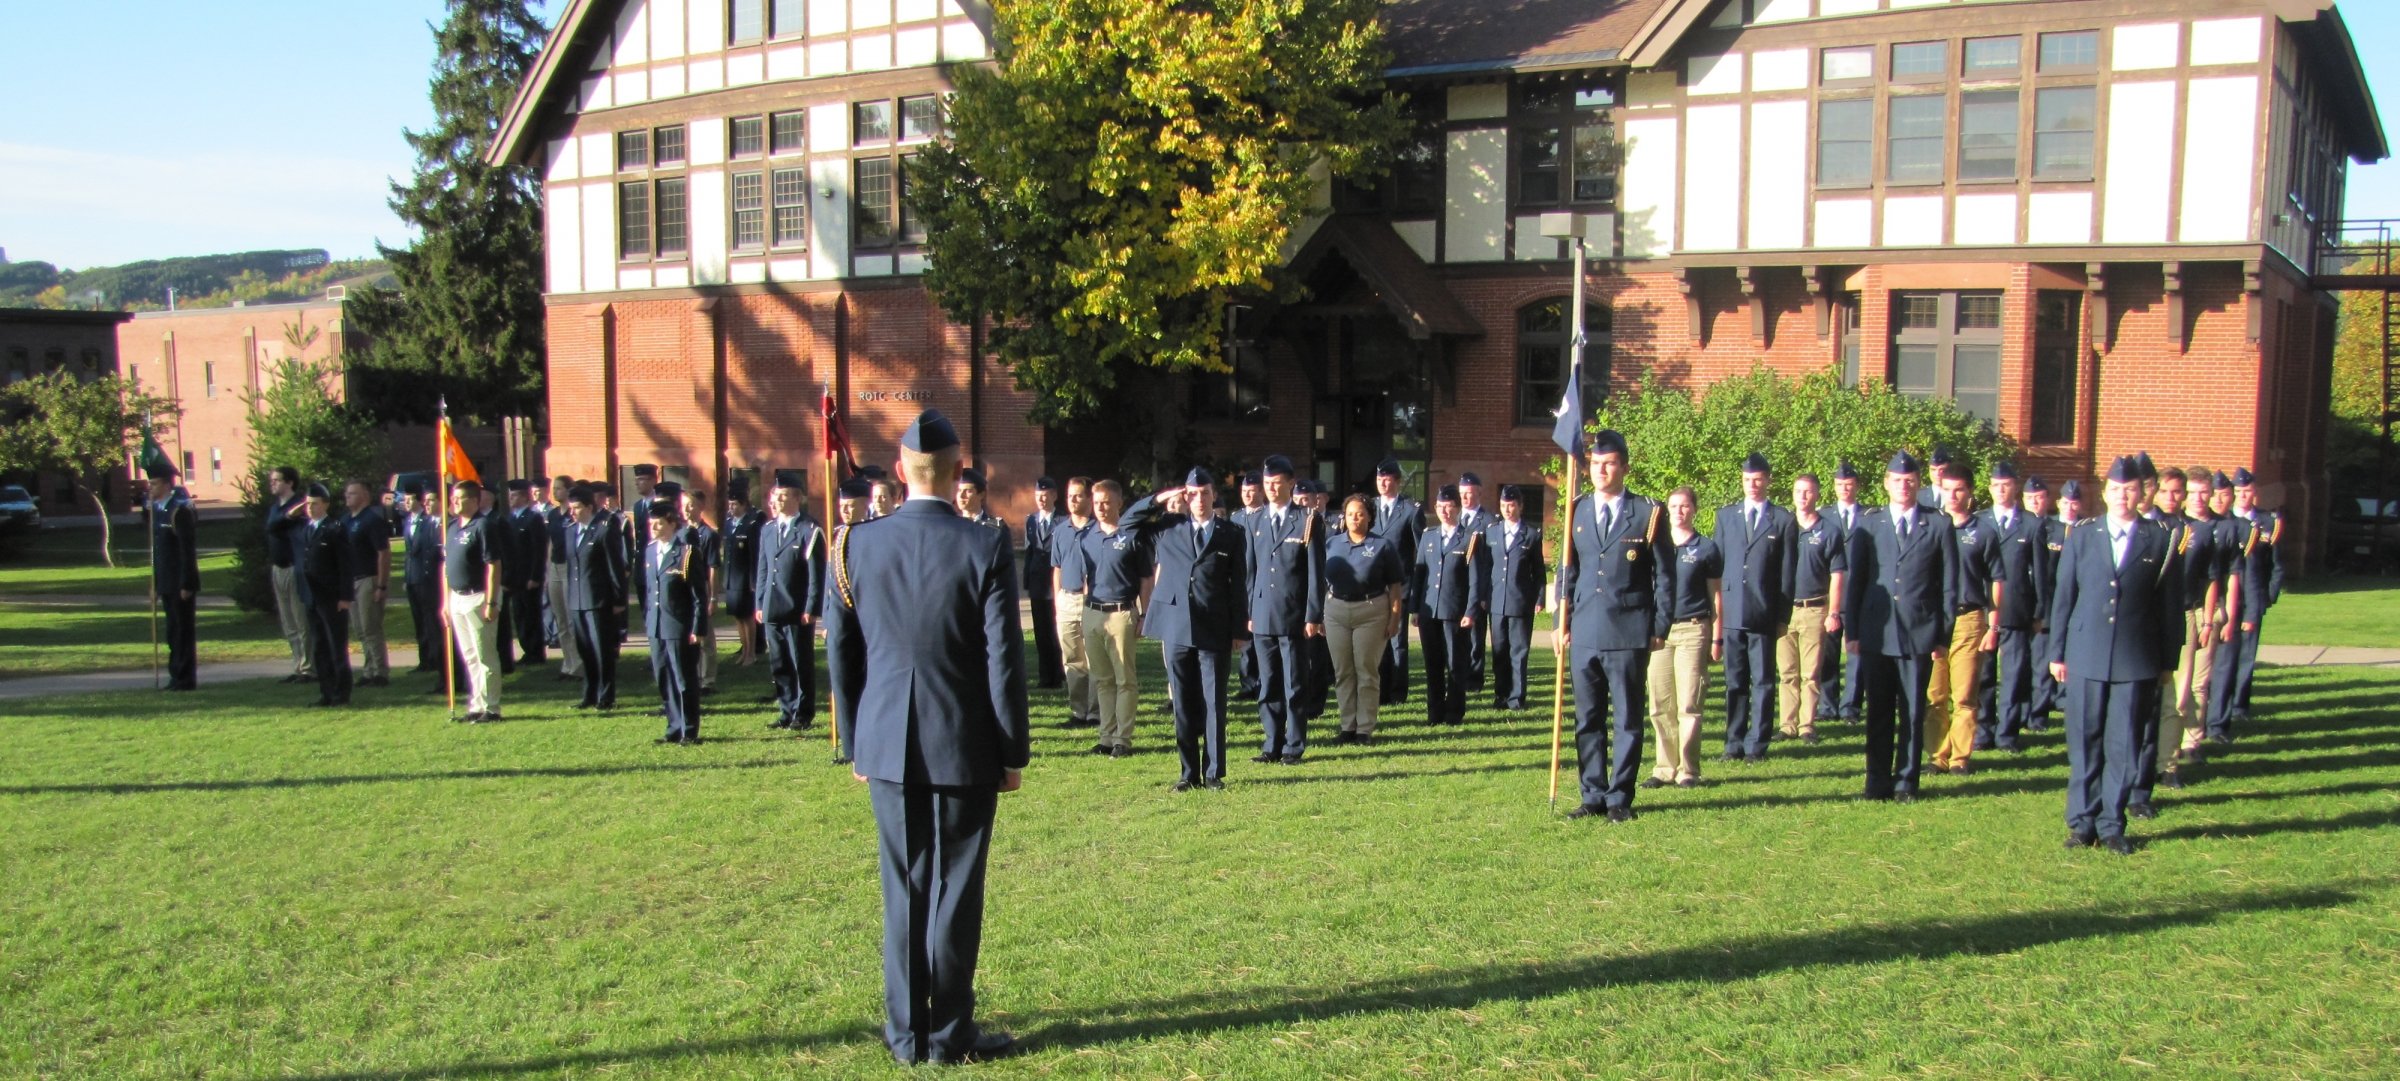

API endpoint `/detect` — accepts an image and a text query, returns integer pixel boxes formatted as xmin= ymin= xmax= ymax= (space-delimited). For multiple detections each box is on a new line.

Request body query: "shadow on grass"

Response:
xmin=0 ymin=757 xmax=794 ymax=797
xmin=2143 ymin=807 xmax=2398 ymax=843
xmin=264 ymin=881 xmax=2383 ymax=1080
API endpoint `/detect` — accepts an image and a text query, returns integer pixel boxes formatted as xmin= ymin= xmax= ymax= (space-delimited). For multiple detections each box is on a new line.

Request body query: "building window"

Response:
xmin=856 ymin=157 xmax=896 ymax=247
xmin=1891 ymin=41 xmax=1947 ymax=83
xmin=1818 ymin=99 xmax=1873 ymax=188
xmin=771 ymin=0 xmax=804 ymax=37
xmin=619 ymin=181 xmax=653 ymax=257
xmin=899 ymin=153 xmax=926 ymax=243
xmin=772 ymin=168 xmax=809 ymax=248
xmin=729 ymin=0 xmax=764 ymax=42
xmin=2033 ymin=86 xmax=2097 ymax=179
xmin=1959 ymin=90 xmax=2019 ymax=181
xmin=618 ymin=130 xmax=650 ymax=171
xmin=1891 ymin=290 xmax=2002 ymax=423
xmin=128 ymin=362 xmax=139 ymax=387
xmin=730 ymin=115 xmax=766 ymax=159
xmin=656 ymin=178 xmax=688 ymax=255
xmin=1838 ymin=292 xmax=1862 ymax=386
xmin=181 ymin=451 xmax=195 ymax=479
xmin=855 ymin=101 xmax=892 ymax=145
xmin=732 ymin=171 xmax=766 ymax=251
xmin=1512 ymin=81 xmax=1617 ymax=209
xmin=770 ymin=111 xmax=805 ymax=154
xmin=2038 ymin=30 xmax=2099 ymax=74
xmin=1821 ymin=46 xmax=1873 ymax=84
xmin=655 ymin=124 xmax=687 ymax=165
xmin=1514 ymin=298 xmax=1610 ymax=426
xmin=203 ymin=361 xmax=216 ymax=399
xmin=2031 ymin=291 xmax=2080 ymax=444
xmin=900 ymin=95 xmax=942 ymax=141
xmin=1394 ymin=121 xmax=1441 ymax=214
xmin=209 ymin=447 xmax=223 ymax=486
xmin=1887 ymin=94 xmax=1946 ymax=185
xmin=1963 ymin=36 xmax=2021 ymax=75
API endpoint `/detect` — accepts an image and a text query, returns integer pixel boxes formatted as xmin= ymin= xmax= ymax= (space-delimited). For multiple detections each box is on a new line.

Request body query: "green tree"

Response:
xmin=226 ymin=327 xmax=388 ymax=613
xmin=346 ymin=0 xmax=547 ymax=427
xmin=0 ymin=372 xmax=181 ymax=565
xmin=2329 ymin=287 xmax=2394 ymax=486
xmin=913 ymin=0 xmax=1406 ymax=423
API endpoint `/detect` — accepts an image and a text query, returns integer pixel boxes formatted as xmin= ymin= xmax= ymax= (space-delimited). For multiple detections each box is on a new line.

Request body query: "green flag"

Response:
xmin=138 ymin=425 xmax=172 ymax=477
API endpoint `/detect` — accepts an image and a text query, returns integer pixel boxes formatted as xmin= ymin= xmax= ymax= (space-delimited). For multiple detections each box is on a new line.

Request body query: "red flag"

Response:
xmin=820 ymin=389 xmax=857 ymax=476
xmin=439 ymin=417 xmax=480 ymax=486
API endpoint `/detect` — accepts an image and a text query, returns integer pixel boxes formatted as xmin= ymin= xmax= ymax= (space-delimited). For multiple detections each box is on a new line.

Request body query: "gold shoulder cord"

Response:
xmin=1645 ymin=502 xmax=1663 ymax=543
xmin=832 ymin=523 xmax=855 ymax=609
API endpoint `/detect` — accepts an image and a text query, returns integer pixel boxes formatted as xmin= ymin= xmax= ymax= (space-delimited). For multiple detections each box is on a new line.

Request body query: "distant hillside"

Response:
xmin=0 ymin=249 xmax=388 ymax=311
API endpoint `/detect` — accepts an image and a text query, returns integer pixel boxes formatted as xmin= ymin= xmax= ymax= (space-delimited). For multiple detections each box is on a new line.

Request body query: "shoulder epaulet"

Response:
xmin=832 ymin=523 xmax=855 ymax=609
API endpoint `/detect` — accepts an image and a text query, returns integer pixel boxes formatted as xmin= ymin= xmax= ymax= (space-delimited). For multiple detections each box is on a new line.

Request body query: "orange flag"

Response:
xmin=439 ymin=416 xmax=480 ymax=486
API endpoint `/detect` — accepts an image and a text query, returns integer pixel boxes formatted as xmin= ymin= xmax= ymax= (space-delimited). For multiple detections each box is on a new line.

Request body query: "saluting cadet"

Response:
xmin=2050 ymin=457 xmax=2175 ymax=855
xmin=1977 ymin=463 xmax=2047 ymax=753
xmin=1843 ymin=451 xmax=1959 ymax=804
xmin=1050 ymin=478 xmax=1098 ymax=728
xmin=1819 ymin=461 xmax=1868 ymax=723
xmin=1415 ymin=485 xmax=1490 ymax=728
xmin=295 ymin=481 xmax=353 ymax=705
xmin=1485 ymin=485 xmax=1548 ymax=712
xmin=1715 ymin=452 xmax=1798 ymax=763
xmin=443 ymin=479 xmax=505 ymax=721
xmin=1647 ymin=487 xmax=1721 ymax=788
xmin=264 ymin=466 xmax=312 ymax=683
xmin=546 ymin=474 xmax=580 ymax=681
xmin=562 ymin=485 xmax=628 ymax=710
xmin=1231 ymin=471 xmax=1268 ymax=700
xmin=1369 ymin=460 xmax=1424 ymax=708
xmin=1079 ymin=479 xmax=1153 ymax=758
xmin=1021 ymin=476 xmax=1066 ymax=689
xmin=1927 ymin=463 xmax=1999 ymax=776
xmin=645 ymin=496 xmax=706 ymax=745
xmin=1248 ymin=456 xmax=1326 ymax=764
xmin=756 ymin=471 xmax=826 ymax=738
xmin=2132 ymin=466 xmax=2205 ymax=809
xmin=2031 ymin=478 xmax=2085 ymax=729
xmin=1121 ymin=467 xmax=1250 ymax=789
xmin=678 ymin=487 xmax=719 ymax=693
xmin=719 ymin=477 xmax=766 ymax=667
xmin=1325 ymin=493 xmax=1409 ymax=743
xmin=1455 ymin=472 xmax=1495 ymax=693
xmin=148 ymin=463 xmax=202 ymax=691
xmin=2210 ymin=468 xmax=2281 ymax=740
xmin=400 ymin=485 xmax=446 ymax=677
xmin=1557 ymin=429 xmax=1671 ymax=821
xmin=341 ymin=480 xmax=394 ymax=687
xmin=1778 ymin=473 xmax=1845 ymax=744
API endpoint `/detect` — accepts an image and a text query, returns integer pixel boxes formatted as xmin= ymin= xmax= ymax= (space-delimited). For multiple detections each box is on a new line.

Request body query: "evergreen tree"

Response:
xmin=347 ymin=0 xmax=548 ymax=428
xmin=226 ymin=325 xmax=389 ymax=614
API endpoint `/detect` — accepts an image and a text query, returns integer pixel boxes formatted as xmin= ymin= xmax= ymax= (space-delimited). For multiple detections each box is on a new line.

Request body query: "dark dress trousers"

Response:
xmin=825 ymin=499 xmax=1030 ymax=1065
xmin=1842 ymin=507 xmax=1959 ymax=799
xmin=1559 ymin=492 xmax=1671 ymax=812
xmin=1484 ymin=519 xmax=1548 ymax=711
xmin=295 ymin=513 xmax=355 ymax=703
xmin=1456 ymin=505 xmax=1496 ymax=690
xmin=2049 ymin=516 xmax=2174 ymax=840
xmin=1714 ymin=501 xmax=1799 ymax=757
xmin=402 ymin=511 xmax=445 ymax=671
xmin=756 ymin=515 xmax=827 ymax=731
xmin=1820 ymin=502 xmax=1870 ymax=719
xmin=509 ymin=505 xmax=550 ymax=665
xmin=1248 ymin=505 xmax=1326 ymax=758
xmin=544 ymin=503 xmax=570 ymax=644
xmin=1415 ymin=524 xmax=1491 ymax=726
xmin=1372 ymin=495 xmax=1423 ymax=704
xmin=1022 ymin=509 xmax=1065 ymax=687
xmin=1229 ymin=506 xmax=1263 ymax=700
xmin=151 ymin=493 xmax=203 ymax=690
xmin=1976 ymin=508 xmax=2049 ymax=750
xmin=2129 ymin=509 xmax=2196 ymax=806
xmin=645 ymin=535 xmax=705 ymax=740
xmin=2209 ymin=510 xmax=2281 ymax=732
xmin=563 ymin=516 xmax=628 ymax=707
xmin=2032 ymin=515 xmax=2073 ymax=722
xmin=719 ymin=509 xmax=766 ymax=623
xmin=1124 ymin=495 xmax=1251 ymax=784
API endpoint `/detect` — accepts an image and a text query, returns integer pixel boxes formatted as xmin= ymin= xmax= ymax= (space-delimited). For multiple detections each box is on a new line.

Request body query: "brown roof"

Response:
xmin=1286 ymin=217 xmax=1482 ymax=340
xmin=1381 ymin=0 xmax=1675 ymax=76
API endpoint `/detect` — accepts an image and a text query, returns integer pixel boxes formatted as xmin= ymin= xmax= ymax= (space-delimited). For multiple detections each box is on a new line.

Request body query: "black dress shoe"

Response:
xmin=653 ymin=736 xmax=679 ymax=745
xmin=1201 ymin=779 xmax=1224 ymax=790
xmin=1090 ymin=743 xmax=1112 ymax=756
xmin=1109 ymin=745 xmax=1133 ymax=758
xmin=1893 ymin=790 xmax=1917 ymax=804
xmin=1251 ymin=752 xmax=1278 ymax=764
xmin=1606 ymin=806 xmax=1636 ymax=823
xmin=1675 ymin=776 xmax=1697 ymax=788
xmin=1280 ymin=753 xmax=1303 ymax=765
xmin=478 ymin=712 xmax=503 ymax=723
xmin=2162 ymin=771 xmax=2187 ymax=790
xmin=2065 ymin=831 xmax=2097 ymax=849
xmin=2103 ymin=836 xmax=2135 ymax=856
xmin=310 ymin=697 xmax=336 ymax=707
xmin=279 ymin=674 xmax=306 ymax=684
xmin=949 ymin=1030 xmax=1020 ymax=1064
xmin=1744 ymin=753 xmax=1765 ymax=765
xmin=680 ymin=736 xmax=702 ymax=746
xmin=1802 ymin=733 xmax=1822 ymax=745
xmin=574 ymin=700 xmax=598 ymax=710
xmin=1719 ymin=751 xmax=1740 ymax=763
xmin=2206 ymin=734 xmax=2234 ymax=747
xmin=1565 ymin=804 xmax=1605 ymax=819
xmin=1639 ymin=777 xmax=1667 ymax=789
xmin=2128 ymin=802 xmax=2157 ymax=820
xmin=755 ymin=695 xmax=779 ymax=705
xmin=1171 ymin=780 xmax=1194 ymax=792
xmin=767 ymin=718 xmax=792 ymax=729
xmin=833 ymin=755 xmax=854 ymax=765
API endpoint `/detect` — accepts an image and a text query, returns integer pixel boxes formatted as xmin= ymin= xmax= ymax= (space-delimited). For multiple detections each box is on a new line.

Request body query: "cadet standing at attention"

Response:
xmin=1819 ymin=461 xmax=1868 ymax=725
xmin=1777 ymin=472 xmax=1845 ymax=745
xmin=1324 ymin=493 xmax=1408 ymax=744
xmin=1370 ymin=459 xmax=1423 ymax=708
xmin=645 ymin=490 xmax=705 ymax=745
xmin=295 ymin=480 xmax=353 ymax=707
xmin=1248 ymin=456 xmax=1325 ymax=764
xmin=1556 ymin=430 xmax=1670 ymax=822
xmin=1978 ymin=463 xmax=2046 ymax=754
xmin=756 ymin=471 xmax=826 ymax=739
xmin=2049 ymin=456 xmax=2175 ymax=855
xmin=1646 ymin=487 xmax=1720 ymax=789
xmin=1843 ymin=452 xmax=1958 ymax=804
xmin=719 ymin=477 xmax=766 ymax=667
xmin=1021 ymin=476 xmax=1066 ymax=689
xmin=1484 ymin=484 xmax=1548 ymax=713
xmin=148 ymin=462 xmax=203 ymax=691
xmin=1715 ymin=452 xmax=1797 ymax=763
xmin=1414 ymin=485 xmax=1489 ymax=728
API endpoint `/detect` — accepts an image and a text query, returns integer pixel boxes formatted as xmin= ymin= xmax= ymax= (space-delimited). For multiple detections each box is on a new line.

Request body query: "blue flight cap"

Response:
xmin=1034 ymin=475 xmax=1058 ymax=492
xmin=2106 ymin=456 xmax=2142 ymax=483
xmin=304 ymin=481 xmax=332 ymax=499
xmin=1261 ymin=454 xmax=1296 ymax=478
xmin=632 ymin=463 xmax=658 ymax=478
xmin=1587 ymin=429 xmax=1628 ymax=458
xmin=1458 ymin=472 xmax=1483 ymax=487
xmin=899 ymin=408 xmax=960 ymax=453
xmin=1741 ymin=451 xmax=1771 ymax=474
xmin=652 ymin=481 xmax=683 ymax=501
xmin=1241 ymin=471 xmax=1263 ymax=487
xmin=505 ymin=478 xmax=532 ymax=493
xmin=1833 ymin=460 xmax=1859 ymax=481
xmin=1297 ymin=478 xmax=1325 ymax=496
xmin=1375 ymin=457 xmax=1403 ymax=478
xmin=1435 ymin=485 xmax=1460 ymax=504
xmin=2024 ymin=476 xmax=2048 ymax=494
xmin=1500 ymin=484 xmax=1526 ymax=502
xmin=772 ymin=468 xmax=806 ymax=490
xmin=1886 ymin=450 xmax=1921 ymax=475
xmin=1991 ymin=461 xmax=2018 ymax=481
xmin=1928 ymin=445 xmax=1952 ymax=468
xmin=146 ymin=460 xmax=179 ymax=481
xmin=2213 ymin=470 xmax=2235 ymax=488
xmin=727 ymin=475 xmax=752 ymax=502
xmin=2136 ymin=451 xmax=2158 ymax=480
xmin=837 ymin=477 xmax=872 ymax=498
xmin=1184 ymin=466 xmax=1215 ymax=488
xmin=566 ymin=485 xmax=596 ymax=505
xmin=2229 ymin=467 xmax=2255 ymax=486
xmin=2059 ymin=479 xmax=2085 ymax=501
xmin=959 ymin=466 xmax=987 ymax=488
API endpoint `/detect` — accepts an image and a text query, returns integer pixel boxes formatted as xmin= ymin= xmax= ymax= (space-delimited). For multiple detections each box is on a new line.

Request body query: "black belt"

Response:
xmin=1328 ymin=590 xmax=1381 ymax=603
xmin=1089 ymin=599 xmax=1135 ymax=613
xmin=1673 ymin=616 xmax=1707 ymax=626
xmin=1956 ymin=603 xmax=1987 ymax=615
xmin=1793 ymin=598 xmax=1828 ymax=609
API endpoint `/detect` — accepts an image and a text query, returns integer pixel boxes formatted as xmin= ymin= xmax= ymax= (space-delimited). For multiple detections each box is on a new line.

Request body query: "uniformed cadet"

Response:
xmin=867 ymin=475 xmax=902 ymax=519
xmin=1325 ymin=493 xmax=1409 ymax=743
xmin=678 ymin=487 xmax=719 ymax=693
xmin=1415 ymin=485 xmax=1490 ymax=728
xmin=1369 ymin=460 xmax=1424 ymax=707
xmin=1557 ymin=429 xmax=1670 ymax=822
xmin=147 ymin=462 xmax=202 ymax=691
xmin=2050 ymin=456 xmax=2176 ymax=855
xmin=957 ymin=467 xmax=1010 ymax=539
xmin=1977 ymin=462 xmax=2048 ymax=753
xmin=756 ymin=470 xmax=827 ymax=738
xmin=1021 ymin=476 xmax=1066 ymax=689
xmin=263 ymin=466 xmax=311 ymax=683
xmin=546 ymin=473 xmax=580 ymax=681
xmin=1918 ymin=447 xmax=1953 ymax=512
xmin=827 ymin=476 xmax=873 ymax=758
xmin=1455 ymin=472 xmax=1495 ymax=693
xmin=442 ymin=479 xmax=505 ymax=721
xmin=562 ymin=485 xmax=628 ymax=710
xmin=502 ymin=479 xmax=550 ymax=671
xmin=1485 ymin=485 xmax=1548 ymax=712
xmin=596 ymin=482 xmax=634 ymax=646
xmin=1079 ymin=479 xmax=1153 ymax=757
xmin=2165 ymin=469 xmax=2226 ymax=767
xmin=1927 ymin=463 xmax=1999 ymax=776
xmin=1295 ymin=478 xmax=1337 ymax=723
xmin=1778 ymin=472 xmax=1845 ymax=744
xmin=341 ymin=479 xmax=394 ymax=687
xmin=1715 ymin=452 xmax=1798 ymax=763
xmin=1248 ymin=456 xmax=1326 ymax=764
xmin=1121 ymin=467 xmax=1250 ymax=789
xmin=1231 ymin=471 xmax=1268 ymax=700
xmin=294 ymin=481 xmax=353 ymax=706
xmin=719 ymin=478 xmax=766 ymax=667
xmin=1647 ymin=487 xmax=1721 ymax=788
xmin=626 ymin=464 xmax=659 ymax=609
xmin=1049 ymin=477 xmax=1098 ymax=727
xmin=399 ymin=485 xmax=446 ymax=677
xmin=529 ymin=477 xmax=560 ymax=650
xmin=645 ymin=495 xmax=705 ymax=745
xmin=2133 ymin=466 xmax=2207 ymax=807
xmin=2209 ymin=467 xmax=2281 ymax=740
xmin=1819 ymin=460 xmax=1868 ymax=723
xmin=1844 ymin=451 xmax=1959 ymax=804
xmin=2031 ymin=478 xmax=2086 ymax=729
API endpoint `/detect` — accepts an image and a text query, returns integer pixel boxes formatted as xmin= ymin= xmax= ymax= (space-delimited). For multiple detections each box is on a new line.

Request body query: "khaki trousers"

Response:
xmin=1646 ymin=619 xmax=1710 ymax=782
xmin=444 ymin=590 xmax=501 ymax=715
xmin=1324 ymin=596 xmax=1389 ymax=735
xmin=2168 ymin=609 xmax=2220 ymax=763
xmin=272 ymin=564 xmax=310 ymax=675
xmin=1776 ymin=608 xmax=1829 ymax=737
xmin=1083 ymin=605 xmax=1140 ymax=748
xmin=351 ymin=575 xmax=389 ymax=680
xmin=1926 ymin=609 xmax=1988 ymax=768
xmin=699 ymin=618 xmax=718 ymax=687
xmin=548 ymin=567 xmax=581 ymax=676
xmin=1057 ymin=591 xmax=1092 ymax=720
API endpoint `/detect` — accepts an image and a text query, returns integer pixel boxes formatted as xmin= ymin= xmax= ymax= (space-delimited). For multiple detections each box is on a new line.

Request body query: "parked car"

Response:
xmin=0 ymin=484 xmax=40 ymax=532
xmin=2328 ymin=495 xmax=2400 ymax=572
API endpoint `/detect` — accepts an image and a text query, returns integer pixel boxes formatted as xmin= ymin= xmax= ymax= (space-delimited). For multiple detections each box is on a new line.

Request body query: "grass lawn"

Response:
xmin=0 ymin=600 xmax=289 ymax=680
xmin=2261 ymin=575 xmax=2400 ymax=650
xmin=4 ymin=646 xmax=2395 ymax=1079
xmin=0 ymin=551 xmax=243 ymax=599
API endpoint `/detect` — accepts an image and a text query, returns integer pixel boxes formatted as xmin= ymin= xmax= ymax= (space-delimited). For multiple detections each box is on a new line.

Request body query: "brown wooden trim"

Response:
xmin=2163 ymin=259 xmax=2186 ymax=350
xmin=2083 ymin=262 xmax=2109 ymax=354
xmin=1737 ymin=265 xmax=1766 ymax=344
xmin=1804 ymin=264 xmax=1829 ymax=338
xmin=1678 ymin=266 xmax=1705 ymax=345
xmin=1665 ymin=242 xmax=2266 ymax=270
xmin=2242 ymin=258 xmax=2265 ymax=341
xmin=543 ymin=273 xmax=928 ymax=307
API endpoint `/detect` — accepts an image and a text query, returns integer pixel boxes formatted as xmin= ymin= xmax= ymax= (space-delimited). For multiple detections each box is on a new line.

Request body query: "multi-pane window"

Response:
xmin=771 ymin=0 xmax=804 ymax=37
xmin=855 ymin=101 xmax=892 ymax=144
xmin=1887 ymin=95 xmax=1946 ymax=184
xmin=1963 ymin=36 xmax=2021 ymax=75
xmin=1821 ymin=46 xmax=1873 ymax=83
xmin=617 ymin=124 xmax=687 ymax=259
xmin=203 ymin=361 xmax=216 ymax=399
xmin=1891 ymin=291 xmax=2002 ymax=423
xmin=2031 ymin=291 xmax=2081 ymax=445
xmin=1192 ymin=335 xmax=1271 ymax=422
xmin=1891 ymin=41 xmax=1947 ymax=82
xmin=770 ymin=111 xmax=805 ymax=154
xmin=654 ymin=125 xmax=686 ymax=165
xmin=1838 ymin=292 xmax=1863 ymax=386
xmin=730 ymin=0 xmax=764 ymax=42
xmin=619 ymin=182 xmax=653 ymax=257
xmin=1393 ymin=124 xmax=1441 ymax=213
xmin=1514 ymin=299 xmax=1611 ymax=426
xmin=730 ymin=115 xmax=766 ymax=158
xmin=855 ymin=157 xmax=896 ymax=247
xmin=210 ymin=447 xmax=223 ymax=486
xmin=618 ymin=130 xmax=650 ymax=170
xmin=900 ymin=95 xmax=942 ymax=141
xmin=1513 ymin=82 xmax=1617 ymax=208
xmin=1818 ymin=99 xmax=1873 ymax=188
xmin=900 ymin=154 xmax=926 ymax=243
xmin=771 ymin=168 xmax=809 ymax=248
xmin=656 ymin=178 xmax=688 ymax=255
xmin=731 ymin=172 xmax=766 ymax=251
xmin=2034 ymin=86 xmax=2097 ymax=179
xmin=2038 ymin=30 xmax=2099 ymax=73
xmin=1959 ymin=90 xmax=2020 ymax=181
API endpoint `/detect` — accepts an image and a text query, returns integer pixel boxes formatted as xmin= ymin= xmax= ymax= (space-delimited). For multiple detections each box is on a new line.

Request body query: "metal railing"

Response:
xmin=2315 ymin=218 xmax=2399 ymax=279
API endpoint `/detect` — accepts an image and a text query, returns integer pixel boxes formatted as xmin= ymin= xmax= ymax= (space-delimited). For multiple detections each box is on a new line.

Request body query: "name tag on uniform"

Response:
xmin=1284 ymin=537 xmax=1304 ymax=545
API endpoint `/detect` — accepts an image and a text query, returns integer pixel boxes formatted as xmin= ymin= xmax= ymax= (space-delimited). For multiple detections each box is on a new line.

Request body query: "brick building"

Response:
xmin=0 ymin=307 xmax=135 ymax=511
xmin=492 ymin=0 xmax=2384 ymax=562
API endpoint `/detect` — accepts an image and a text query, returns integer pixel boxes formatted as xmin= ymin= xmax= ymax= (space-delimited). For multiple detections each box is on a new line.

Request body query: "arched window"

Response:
xmin=1515 ymin=298 xmax=1610 ymax=426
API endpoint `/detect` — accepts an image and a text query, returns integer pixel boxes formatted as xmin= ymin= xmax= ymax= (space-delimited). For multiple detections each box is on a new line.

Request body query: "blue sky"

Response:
xmin=1 ymin=0 xmax=2396 ymax=270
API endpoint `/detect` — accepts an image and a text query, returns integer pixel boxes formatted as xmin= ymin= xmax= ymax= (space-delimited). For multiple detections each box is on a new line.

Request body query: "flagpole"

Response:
xmin=440 ymin=397 xmax=458 ymax=720
xmin=1546 ymin=229 xmax=1590 ymax=808
xmin=822 ymin=382 xmax=839 ymax=750
xmin=145 ymin=413 xmax=161 ymax=691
